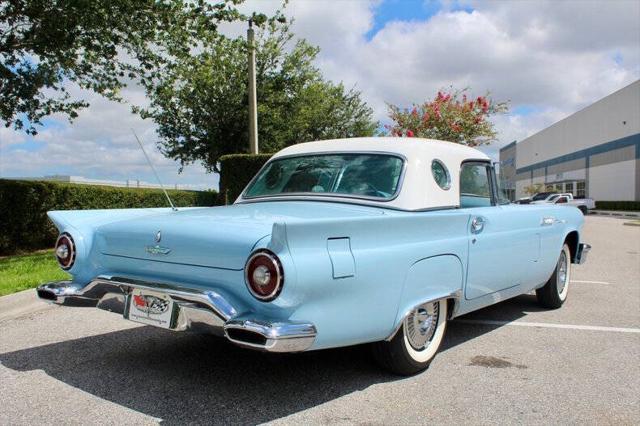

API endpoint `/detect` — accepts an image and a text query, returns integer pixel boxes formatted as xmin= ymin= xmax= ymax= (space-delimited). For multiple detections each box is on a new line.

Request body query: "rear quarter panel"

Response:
xmin=269 ymin=210 xmax=470 ymax=349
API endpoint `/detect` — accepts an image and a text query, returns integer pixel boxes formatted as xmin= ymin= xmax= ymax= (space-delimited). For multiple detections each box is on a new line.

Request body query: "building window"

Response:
xmin=565 ymin=182 xmax=574 ymax=195
xmin=576 ymin=181 xmax=586 ymax=198
xmin=555 ymin=183 xmax=563 ymax=192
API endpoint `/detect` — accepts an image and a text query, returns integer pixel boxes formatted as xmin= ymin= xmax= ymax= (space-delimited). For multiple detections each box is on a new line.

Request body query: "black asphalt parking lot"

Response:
xmin=1 ymin=216 xmax=638 ymax=425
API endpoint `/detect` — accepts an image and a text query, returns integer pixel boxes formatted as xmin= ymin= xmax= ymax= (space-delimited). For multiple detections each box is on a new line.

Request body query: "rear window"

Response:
xmin=244 ymin=153 xmax=404 ymax=201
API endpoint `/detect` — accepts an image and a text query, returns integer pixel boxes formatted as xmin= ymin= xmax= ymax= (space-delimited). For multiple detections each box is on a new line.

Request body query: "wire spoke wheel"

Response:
xmin=404 ymin=302 xmax=440 ymax=351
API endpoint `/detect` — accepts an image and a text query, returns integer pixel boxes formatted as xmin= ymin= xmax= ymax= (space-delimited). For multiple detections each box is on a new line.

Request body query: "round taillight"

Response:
xmin=55 ymin=233 xmax=76 ymax=270
xmin=245 ymin=250 xmax=283 ymax=301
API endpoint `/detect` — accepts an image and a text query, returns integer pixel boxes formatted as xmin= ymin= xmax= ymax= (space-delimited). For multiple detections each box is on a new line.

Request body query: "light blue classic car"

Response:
xmin=38 ymin=137 xmax=590 ymax=375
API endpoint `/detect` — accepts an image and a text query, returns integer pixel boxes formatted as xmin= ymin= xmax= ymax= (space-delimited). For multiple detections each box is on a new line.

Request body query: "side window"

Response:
xmin=460 ymin=163 xmax=493 ymax=208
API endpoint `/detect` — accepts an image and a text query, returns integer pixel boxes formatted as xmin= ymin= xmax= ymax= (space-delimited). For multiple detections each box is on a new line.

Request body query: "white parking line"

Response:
xmin=455 ymin=319 xmax=640 ymax=334
xmin=571 ymin=280 xmax=610 ymax=285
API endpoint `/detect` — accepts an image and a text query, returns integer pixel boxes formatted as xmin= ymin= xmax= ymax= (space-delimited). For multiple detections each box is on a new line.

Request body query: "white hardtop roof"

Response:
xmin=241 ymin=137 xmax=491 ymax=210
xmin=273 ymin=137 xmax=490 ymax=162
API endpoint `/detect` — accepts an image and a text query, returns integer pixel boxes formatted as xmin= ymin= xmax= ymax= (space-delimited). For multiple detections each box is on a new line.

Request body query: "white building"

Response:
xmin=500 ymin=80 xmax=640 ymax=201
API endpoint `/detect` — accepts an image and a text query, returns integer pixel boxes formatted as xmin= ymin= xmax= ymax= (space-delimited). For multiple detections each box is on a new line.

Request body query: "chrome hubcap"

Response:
xmin=557 ymin=251 xmax=568 ymax=294
xmin=405 ymin=302 xmax=439 ymax=350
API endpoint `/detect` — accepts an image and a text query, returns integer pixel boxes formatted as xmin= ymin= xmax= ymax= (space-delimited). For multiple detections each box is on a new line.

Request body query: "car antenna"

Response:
xmin=132 ymin=129 xmax=178 ymax=212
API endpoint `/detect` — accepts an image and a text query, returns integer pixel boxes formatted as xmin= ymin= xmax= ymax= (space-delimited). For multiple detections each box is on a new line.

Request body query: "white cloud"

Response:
xmin=0 ymin=127 xmax=27 ymax=146
xmin=1 ymin=0 xmax=638 ymax=181
xmin=284 ymin=0 xmax=639 ymax=145
xmin=0 ymin=88 xmax=215 ymax=190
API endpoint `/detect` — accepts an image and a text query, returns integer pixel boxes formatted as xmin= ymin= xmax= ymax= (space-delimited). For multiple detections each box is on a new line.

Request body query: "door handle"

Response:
xmin=471 ymin=216 xmax=485 ymax=234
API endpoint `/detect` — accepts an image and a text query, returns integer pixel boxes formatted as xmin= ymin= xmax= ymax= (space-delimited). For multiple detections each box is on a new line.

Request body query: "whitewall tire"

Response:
xmin=536 ymin=243 xmax=571 ymax=309
xmin=372 ymin=300 xmax=447 ymax=375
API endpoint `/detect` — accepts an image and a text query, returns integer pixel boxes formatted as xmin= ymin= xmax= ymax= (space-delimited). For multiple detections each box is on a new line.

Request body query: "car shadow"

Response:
xmin=0 ymin=294 xmax=543 ymax=424
xmin=442 ymin=293 xmax=548 ymax=351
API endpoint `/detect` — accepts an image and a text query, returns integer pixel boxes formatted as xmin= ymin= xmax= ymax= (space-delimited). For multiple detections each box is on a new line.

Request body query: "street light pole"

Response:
xmin=247 ymin=19 xmax=259 ymax=154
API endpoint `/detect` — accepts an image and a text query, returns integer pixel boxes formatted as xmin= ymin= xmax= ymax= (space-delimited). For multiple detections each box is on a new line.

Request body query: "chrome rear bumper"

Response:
xmin=37 ymin=276 xmax=316 ymax=353
xmin=575 ymin=243 xmax=591 ymax=265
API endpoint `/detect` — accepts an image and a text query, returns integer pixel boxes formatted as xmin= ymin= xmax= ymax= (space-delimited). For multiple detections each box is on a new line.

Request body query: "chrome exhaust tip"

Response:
xmin=36 ymin=281 xmax=98 ymax=307
xmin=224 ymin=318 xmax=317 ymax=352
xmin=37 ymin=281 xmax=79 ymax=303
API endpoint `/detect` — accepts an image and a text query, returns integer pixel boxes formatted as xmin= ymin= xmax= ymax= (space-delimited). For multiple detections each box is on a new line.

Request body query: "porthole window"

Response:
xmin=431 ymin=159 xmax=451 ymax=190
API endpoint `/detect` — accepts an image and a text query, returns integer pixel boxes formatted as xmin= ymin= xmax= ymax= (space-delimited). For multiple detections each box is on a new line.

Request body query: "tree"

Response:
xmin=0 ymin=0 xmax=243 ymax=134
xmin=137 ymin=23 xmax=377 ymax=173
xmin=386 ymin=87 xmax=508 ymax=146
xmin=523 ymin=183 xmax=546 ymax=196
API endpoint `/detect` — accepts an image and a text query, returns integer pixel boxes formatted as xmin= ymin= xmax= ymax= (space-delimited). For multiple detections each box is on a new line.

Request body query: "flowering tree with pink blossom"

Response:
xmin=385 ymin=88 xmax=508 ymax=146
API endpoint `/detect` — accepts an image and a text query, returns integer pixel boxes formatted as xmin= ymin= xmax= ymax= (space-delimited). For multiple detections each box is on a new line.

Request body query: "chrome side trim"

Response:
xmin=37 ymin=277 xmax=317 ymax=352
xmin=385 ymin=289 xmax=461 ymax=341
xmin=575 ymin=243 xmax=591 ymax=265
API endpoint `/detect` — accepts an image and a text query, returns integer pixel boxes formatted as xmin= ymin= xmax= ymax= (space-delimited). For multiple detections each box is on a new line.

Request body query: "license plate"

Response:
xmin=127 ymin=288 xmax=175 ymax=329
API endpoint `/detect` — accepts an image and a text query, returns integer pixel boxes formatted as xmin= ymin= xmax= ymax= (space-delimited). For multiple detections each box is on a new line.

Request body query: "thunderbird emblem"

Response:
xmin=146 ymin=230 xmax=170 ymax=255
xmin=146 ymin=245 xmax=171 ymax=255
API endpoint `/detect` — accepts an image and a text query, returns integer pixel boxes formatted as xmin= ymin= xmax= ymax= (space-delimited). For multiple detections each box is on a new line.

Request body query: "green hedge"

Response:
xmin=0 ymin=179 xmax=218 ymax=255
xmin=219 ymin=154 xmax=273 ymax=204
xmin=595 ymin=201 xmax=640 ymax=211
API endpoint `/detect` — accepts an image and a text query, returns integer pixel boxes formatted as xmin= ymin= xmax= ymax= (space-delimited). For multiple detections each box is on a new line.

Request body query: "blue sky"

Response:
xmin=366 ymin=0 xmax=473 ymax=40
xmin=1 ymin=0 xmax=638 ymax=189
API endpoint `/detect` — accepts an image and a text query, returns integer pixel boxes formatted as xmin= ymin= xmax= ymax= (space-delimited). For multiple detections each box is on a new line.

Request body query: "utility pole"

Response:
xmin=247 ymin=19 xmax=259 ymax=154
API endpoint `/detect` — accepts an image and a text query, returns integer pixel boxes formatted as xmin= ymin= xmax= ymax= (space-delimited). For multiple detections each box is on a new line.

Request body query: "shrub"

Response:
xmin=0 ymin=179 xmax=218 ymax=255
xmin=218 ymin=154 xmax=273 ymax=204
xmin=595 ymin=201 xmax=640 ymax=211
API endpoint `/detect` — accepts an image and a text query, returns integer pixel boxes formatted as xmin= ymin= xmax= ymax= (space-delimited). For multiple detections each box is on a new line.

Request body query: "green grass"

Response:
xmin=0 ymin=250 xmax=71 ymax=296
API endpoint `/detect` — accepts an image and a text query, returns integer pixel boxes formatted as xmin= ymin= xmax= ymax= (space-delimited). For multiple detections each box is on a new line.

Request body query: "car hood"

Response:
xmin=95 ymin=201 xmax=386 ymax=270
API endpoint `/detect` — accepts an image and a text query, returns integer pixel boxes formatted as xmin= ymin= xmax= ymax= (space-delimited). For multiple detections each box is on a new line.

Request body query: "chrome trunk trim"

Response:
xmin=36 ymin=276 xmax=317 ymax=352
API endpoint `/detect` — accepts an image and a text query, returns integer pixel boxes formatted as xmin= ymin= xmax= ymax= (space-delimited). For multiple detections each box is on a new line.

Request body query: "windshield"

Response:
xmin=243 ymin=153 xmax=405 ymax=201
xmin=532 ymin=192 xmax=555 ymax=201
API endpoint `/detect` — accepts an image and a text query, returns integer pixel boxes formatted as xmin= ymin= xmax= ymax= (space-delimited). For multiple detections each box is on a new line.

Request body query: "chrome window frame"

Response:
xmin=239 ymin=151 xmax=408 ymax=203
xmin=459 ymin=160 xmax=497 ymax=208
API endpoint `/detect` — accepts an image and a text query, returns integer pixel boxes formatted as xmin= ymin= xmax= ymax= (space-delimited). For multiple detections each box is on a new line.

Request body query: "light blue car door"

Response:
xmin=460 ymin=162 xmax=540 ymax=300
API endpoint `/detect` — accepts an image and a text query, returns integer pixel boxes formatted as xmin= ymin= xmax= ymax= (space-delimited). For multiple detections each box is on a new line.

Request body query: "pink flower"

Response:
xmin=406 ymin=130 xmax=415 ymax=137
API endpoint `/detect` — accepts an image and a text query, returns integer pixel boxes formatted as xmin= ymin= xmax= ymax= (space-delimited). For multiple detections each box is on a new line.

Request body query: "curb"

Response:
xmin=591 ymin=210 xmax=640 ymax=218
xmin=0 ymin=288 xmax=54 ymax=322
